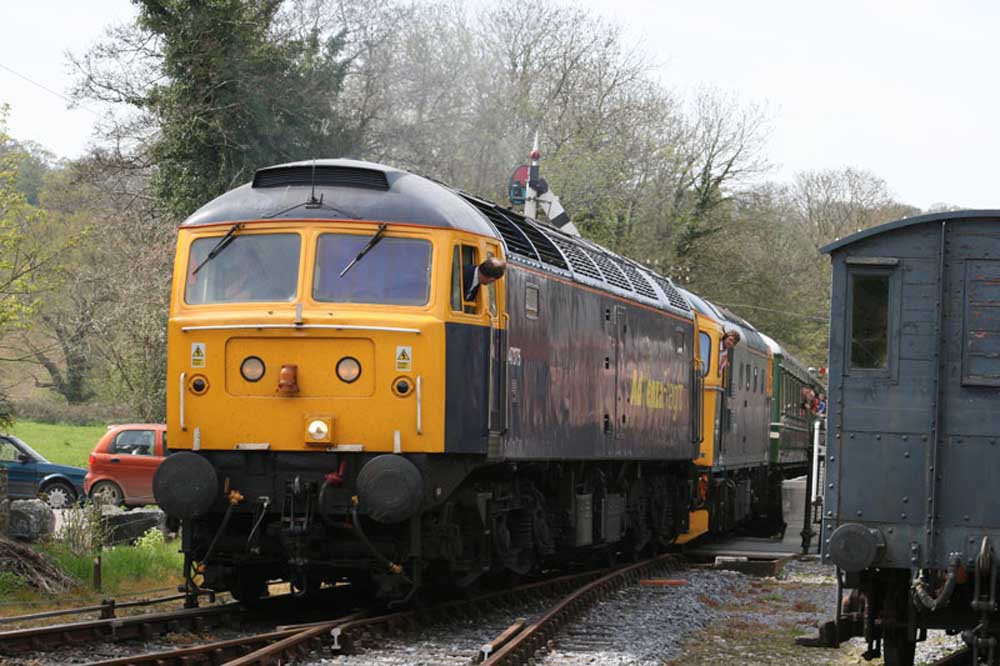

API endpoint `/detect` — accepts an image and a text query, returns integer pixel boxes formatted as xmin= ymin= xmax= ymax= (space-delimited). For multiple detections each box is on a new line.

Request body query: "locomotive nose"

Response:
xmin=153 ymin=452 xmax=220 ymax=520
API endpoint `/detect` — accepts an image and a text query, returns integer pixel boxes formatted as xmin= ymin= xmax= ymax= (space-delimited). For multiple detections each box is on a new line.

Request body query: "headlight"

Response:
xmin=336 ymin=357 xmax=361 ymax=383
xmin=240 ymin=356 xmax=266 ymax=382
xmin=307 ymin=419 xmax=329 ymax=441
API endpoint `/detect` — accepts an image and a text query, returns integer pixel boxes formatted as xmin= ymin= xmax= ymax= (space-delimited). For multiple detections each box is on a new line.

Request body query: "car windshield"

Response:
xmin=185 ymin=233 xmax=301 ymax=304
xmin=3 ymin=436 xmax=46 ymax=463
xmin=313 ymin=233 xmax=432 ymax=306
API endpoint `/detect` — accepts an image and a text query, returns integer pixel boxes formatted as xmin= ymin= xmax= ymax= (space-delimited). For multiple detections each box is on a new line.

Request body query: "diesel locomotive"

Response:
xmin=153 ymin=159 xmax=818 ymax=602
xmin=810 ymin=211 xmax=1000 ymax=666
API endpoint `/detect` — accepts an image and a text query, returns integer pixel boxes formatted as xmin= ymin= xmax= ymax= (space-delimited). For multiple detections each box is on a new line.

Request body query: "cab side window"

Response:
xmin=451 ymin=245 xmax=480 ymax=315
xmin=698 ymin=332 xmax=711 ymax=377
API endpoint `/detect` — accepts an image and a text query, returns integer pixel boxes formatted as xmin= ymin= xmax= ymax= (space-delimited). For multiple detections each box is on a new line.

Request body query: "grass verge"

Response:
xmin=0 ymin=530 xmax=185 ymax=618
xmin=8 ymin=419 xmax=107 ymax=467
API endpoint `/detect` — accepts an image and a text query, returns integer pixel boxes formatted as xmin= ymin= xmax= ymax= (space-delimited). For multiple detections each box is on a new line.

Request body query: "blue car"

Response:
xmin=0 ymin=434 xmax=87 ymax=508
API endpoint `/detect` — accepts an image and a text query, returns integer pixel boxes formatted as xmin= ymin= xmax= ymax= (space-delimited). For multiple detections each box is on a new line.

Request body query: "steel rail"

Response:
xmin=0 ymin=602 xmax=241 ymax=655
xmin=0 ymin=593 xmax=198 ymax=626
xmin=481 ymin=554 xmax=677 ymax=666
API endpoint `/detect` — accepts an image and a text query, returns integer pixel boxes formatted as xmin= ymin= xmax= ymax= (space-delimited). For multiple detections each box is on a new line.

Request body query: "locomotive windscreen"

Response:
xmin=186 ymin=233 xmax=300 ymax=304
xmin=313 ymin=233 xmax=432 ymax=306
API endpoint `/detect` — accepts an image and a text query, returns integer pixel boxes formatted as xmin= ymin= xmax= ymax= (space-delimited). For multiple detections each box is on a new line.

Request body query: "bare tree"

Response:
xmin=790 ymin=167 xmax=917 ymax=249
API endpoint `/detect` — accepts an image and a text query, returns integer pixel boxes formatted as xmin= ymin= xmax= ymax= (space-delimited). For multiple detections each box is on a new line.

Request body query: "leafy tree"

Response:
xmin=73 ymin=0 xmax=354 ymax=219
xmin=0 ymin=109 xmax=73 ymax=423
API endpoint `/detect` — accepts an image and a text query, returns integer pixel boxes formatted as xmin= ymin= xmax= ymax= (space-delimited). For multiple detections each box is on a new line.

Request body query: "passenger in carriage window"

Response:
xmin=463 ymin=256 xmax=507 ymax=302
xmin=718 ymin=329 xmax=740 ymax=376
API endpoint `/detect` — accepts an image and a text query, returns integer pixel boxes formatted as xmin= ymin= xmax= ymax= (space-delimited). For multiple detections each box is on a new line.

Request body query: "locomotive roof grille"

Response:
xmin=584 ymin=246 xmax=634 ymax=292
xmin=460 ymin=197 xmax=539 ymax=260
xmin=252 ymin=165 xmax=390 ymax=191
xmin=618 ymin=261 xmax=659 ymax=300
xmin=651 ymin=274 xmax=691 ymax=311
xmin=548 ymin=235 xmax=604 ymax=281
xmin=508 ymin=215 xmax=569 ymax=270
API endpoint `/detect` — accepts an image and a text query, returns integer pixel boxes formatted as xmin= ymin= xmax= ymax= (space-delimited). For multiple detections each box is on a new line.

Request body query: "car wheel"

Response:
xmin=90 ymin=481 xmax=124 ymax=507
xmin=40 ymin=480 xmax=76 ymax=509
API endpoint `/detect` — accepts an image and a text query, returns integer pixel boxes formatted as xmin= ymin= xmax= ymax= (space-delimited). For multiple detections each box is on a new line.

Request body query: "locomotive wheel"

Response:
xmin=231 ymin=574 xmax=269 ymax=606
xmin=882 ymin=627 xmax=915 ymax=666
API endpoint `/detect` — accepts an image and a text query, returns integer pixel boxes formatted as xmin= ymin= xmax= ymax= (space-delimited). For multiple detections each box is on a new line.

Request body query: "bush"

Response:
xmin=59 ymin=503 xmax=105 ymax=555
xmin=13 ymin=398 xmax=132 ymax=426
xmin=0 ymin=570 xmax=26 ymax=595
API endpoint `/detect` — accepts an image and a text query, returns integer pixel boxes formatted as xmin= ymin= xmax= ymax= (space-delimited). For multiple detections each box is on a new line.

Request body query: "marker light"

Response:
xmin=240 ymin=356 xmax=265 ymax=382
xmin=307 ymin=419 xmax=330 ymax=441
xmin=336 ymin=357 xmax=361 ymax=383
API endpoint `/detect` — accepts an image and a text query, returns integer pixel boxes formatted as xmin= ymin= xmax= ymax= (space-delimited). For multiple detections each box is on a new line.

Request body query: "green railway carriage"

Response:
xmin=761 ymin=334 xmax=822 ymax=466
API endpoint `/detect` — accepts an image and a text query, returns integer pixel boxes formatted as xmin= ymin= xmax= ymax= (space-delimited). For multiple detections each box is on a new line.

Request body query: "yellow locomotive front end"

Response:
xmin=167 ymin=219 xmax=448 ymax=458
xmin=153 ymin=160 xmax=507 ymax=600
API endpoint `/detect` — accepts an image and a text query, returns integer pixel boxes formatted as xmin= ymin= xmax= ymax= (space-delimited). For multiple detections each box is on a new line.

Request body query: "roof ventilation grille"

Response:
xmin=252 ymin=165 xmax=390 ymax=191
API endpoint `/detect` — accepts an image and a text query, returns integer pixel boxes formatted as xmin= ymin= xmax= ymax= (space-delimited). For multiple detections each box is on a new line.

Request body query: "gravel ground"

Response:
xmin=3 ymin=559 xmax=969 ymax=666
xmin=536 ymin=569 xmax=746 ymax=665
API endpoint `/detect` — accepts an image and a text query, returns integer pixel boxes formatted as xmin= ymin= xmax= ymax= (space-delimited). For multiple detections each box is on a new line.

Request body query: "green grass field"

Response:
xmin=7 ymin=420 xmax=107 ymax=468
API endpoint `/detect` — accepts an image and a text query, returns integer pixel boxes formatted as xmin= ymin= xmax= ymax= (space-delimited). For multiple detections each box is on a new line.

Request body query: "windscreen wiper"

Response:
xmin=339 ymin=223 xmax=388 ymax=277
xmin=191 ymin=222 xmax=244 ymax=275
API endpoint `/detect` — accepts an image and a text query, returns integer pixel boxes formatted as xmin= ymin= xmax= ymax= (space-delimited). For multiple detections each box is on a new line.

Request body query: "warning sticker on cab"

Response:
xmin=395 ymin=345 xmax=412 ymax=371
xmin=191 ymin=343 xmax=206 ymax=368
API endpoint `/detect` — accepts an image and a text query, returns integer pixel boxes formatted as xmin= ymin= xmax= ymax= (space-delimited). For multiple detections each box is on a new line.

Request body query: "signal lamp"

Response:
xmin=336 ymin=357 xmax=361 ymax=383
xmin=240 ymin=356 xmax=265 ymax=382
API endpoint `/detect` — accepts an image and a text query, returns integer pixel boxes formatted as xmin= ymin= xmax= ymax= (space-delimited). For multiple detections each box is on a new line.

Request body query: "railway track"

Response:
xmin=0 ymin=601 xmax=243 ymax=655
xmin=7 ymin=553 xmax=793 ymax=666
xmin=96 ymin=567 xmax=613 ymax=666
xmin=7 ymin=564 xmax=615 ymax=666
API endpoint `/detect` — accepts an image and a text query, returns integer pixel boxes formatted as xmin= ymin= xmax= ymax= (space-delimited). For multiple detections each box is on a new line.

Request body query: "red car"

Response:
xmin=84 ymin=424 xmax=168 ymax=507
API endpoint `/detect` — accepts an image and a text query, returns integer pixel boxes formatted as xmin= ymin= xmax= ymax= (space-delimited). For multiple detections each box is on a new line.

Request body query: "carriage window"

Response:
xmin=738 ymin=364 xmax=744 ymax=391
xmin=850 ymin=274 xmax=890 ymax=369
xmin=699 ymin=332 xmax=711 ymax=377
xmin=186 ymin=233 xmax=300 ymax=304
xmin=314 ymin=234 xmax=432 ymax=306
xmin=753 ymin=366 xmax=758 ymax=393
xmin=745 ymin=363 xmax=751 ymax=390
xmin=525 ymin=284 xmax=539 ymax=319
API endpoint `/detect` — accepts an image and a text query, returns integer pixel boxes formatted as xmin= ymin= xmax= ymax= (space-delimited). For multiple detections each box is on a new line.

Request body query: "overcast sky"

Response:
xmin=1 ymin=0 xmax=996 ymax=210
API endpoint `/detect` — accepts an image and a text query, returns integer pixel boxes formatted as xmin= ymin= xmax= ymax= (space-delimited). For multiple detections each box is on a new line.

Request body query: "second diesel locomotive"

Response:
xmin=153 ymin=159 xmax=817 ymax=601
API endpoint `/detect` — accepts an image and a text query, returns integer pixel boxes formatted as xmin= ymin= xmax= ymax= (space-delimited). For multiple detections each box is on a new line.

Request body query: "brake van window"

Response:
xmin=850 ymin=274 xmax=890 ymax=369
xmin=314 ymin=234 xmax=432 ymax=306
xmin=185 ymin=234 xmax=301 ymax=304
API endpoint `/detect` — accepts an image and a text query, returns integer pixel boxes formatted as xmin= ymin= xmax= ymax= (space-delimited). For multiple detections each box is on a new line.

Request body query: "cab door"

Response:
xmin=484 ymin=242 xmax=506 ymax=440
xmin=693 ymin=317 xmax=725 ymax=468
